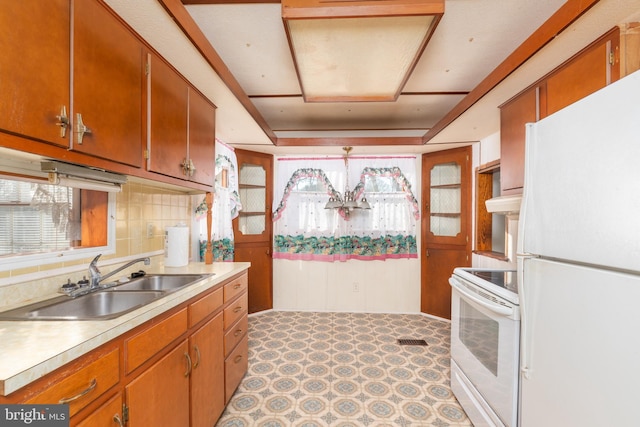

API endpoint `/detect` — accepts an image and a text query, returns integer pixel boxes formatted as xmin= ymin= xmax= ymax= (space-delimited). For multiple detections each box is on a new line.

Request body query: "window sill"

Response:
xmin=473 ymin=250 xmax=509 ymax=262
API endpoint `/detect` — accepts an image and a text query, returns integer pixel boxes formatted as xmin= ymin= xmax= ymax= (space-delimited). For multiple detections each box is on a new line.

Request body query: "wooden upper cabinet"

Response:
xmin=188 ymin=89 xmax=216 ymax=186
xmin=0 ymin=0 xmax=71 ymax=147
xmin=72 ymin=0 xmax=145 ymax=167
xmin=499 ymin=27 xmax=620 ymax=194
xmin=148 ymin=53 xmax=189 ymax=179
xmin=148 ymin=54 xmax=215 ymax=185
xmin=544 ymin=28 xmax=620 ymax=117
xmin=500 ymin=86 xmax=538 ymax=194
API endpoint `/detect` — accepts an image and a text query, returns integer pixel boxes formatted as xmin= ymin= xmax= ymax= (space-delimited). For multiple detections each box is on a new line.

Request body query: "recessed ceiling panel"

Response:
xmin=286 ymin=15 xmax=436 ymax=101
xmin=252 ymin=93 xmax=466 ymax=130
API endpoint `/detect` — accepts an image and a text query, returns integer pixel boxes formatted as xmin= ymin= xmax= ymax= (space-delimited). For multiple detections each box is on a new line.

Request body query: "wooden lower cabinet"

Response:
xmin=76 ymin=393 xmax=123 ymax=427
xmin=223 ymin=285 xmax=249 ymax=403
xmin=126 ymin=341 xmax=191 ymax=427
xmin=1 ymin=271 xmax=249 ymax=427
xmin=225 ymin=335 xmax=249 ymax=403
xmin=190 ymin=313 xmax=225 ymax=427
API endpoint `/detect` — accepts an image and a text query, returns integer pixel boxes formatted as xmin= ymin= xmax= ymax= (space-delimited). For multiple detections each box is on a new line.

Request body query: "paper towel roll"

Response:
xmin=165 ymin=225 xmax=189 ymax=267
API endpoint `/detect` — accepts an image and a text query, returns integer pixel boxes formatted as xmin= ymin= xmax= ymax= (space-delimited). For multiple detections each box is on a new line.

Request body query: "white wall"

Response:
xmin=273 ymin=258 xmax=421 ymax=313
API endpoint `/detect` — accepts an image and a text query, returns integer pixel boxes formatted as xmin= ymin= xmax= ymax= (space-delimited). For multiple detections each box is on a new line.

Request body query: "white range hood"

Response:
xmin=485 ymin=194 xmax=522 ymax=215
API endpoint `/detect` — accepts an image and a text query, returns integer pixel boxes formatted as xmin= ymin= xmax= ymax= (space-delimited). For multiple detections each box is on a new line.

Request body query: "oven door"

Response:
xmin=450 ymin=275 xmax=520 ymax=427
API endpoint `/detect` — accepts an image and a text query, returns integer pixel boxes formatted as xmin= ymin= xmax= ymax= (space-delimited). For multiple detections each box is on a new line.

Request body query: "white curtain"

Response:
xmin=196 ymin=139 xmax=241 ymax=261
xmin=273 ymin=155 xmax=419 ymax=261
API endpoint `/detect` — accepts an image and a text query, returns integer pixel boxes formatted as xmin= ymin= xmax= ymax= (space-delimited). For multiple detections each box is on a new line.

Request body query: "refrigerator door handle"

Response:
xmin=518 ymin=254 xmax=534 ymax=379
xmin=449 ymin=277 xmax=514 ymax=316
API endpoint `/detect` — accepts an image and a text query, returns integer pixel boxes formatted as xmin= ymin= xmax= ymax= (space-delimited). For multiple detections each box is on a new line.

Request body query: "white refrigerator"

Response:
xmin=518 ymin=69 xmax=640 ymax=427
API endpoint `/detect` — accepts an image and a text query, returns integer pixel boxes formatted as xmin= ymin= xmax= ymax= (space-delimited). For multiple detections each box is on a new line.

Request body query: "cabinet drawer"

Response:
xmin=76 ymin=392 xmax=123 ymax=427
xmin=26 ymin=348 xmax=119 ymax=418
xmin=189 ymin=287 xmax=223 ymax=328
xmin=224 ymin=315 xmax=248 ymax=357
xmin=223 ymin=291 xmax=248 ymax=330
xmin=125 ymin=308 xmax=188 ymax=374
xmin=224 ymin=335 xmax=248 ymax=403
xmin=223 ymin=273 xmax=248 ymax=303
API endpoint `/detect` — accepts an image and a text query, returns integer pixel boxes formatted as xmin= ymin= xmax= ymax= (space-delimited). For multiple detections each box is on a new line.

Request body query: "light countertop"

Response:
xmin=0 ymin=262 xmax=250 ymax=397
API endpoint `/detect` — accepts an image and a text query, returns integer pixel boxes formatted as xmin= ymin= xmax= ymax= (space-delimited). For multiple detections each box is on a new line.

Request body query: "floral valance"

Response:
xmin=273 ymin=155 xmax=419 ymax=262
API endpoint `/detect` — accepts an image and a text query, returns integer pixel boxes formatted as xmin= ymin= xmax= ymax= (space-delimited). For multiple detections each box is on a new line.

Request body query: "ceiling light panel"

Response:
xmin=283 ymin=0 xmax=443 ymax=102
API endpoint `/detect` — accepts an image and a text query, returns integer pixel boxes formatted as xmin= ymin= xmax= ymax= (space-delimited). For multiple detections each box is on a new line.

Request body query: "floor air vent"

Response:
xmin=397 ymin=339 xmax=428 ymax=346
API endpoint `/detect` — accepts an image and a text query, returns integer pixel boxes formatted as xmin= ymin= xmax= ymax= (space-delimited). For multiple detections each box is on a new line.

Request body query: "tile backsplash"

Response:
xmin=0 ymin=181 xmax=196 ymax=309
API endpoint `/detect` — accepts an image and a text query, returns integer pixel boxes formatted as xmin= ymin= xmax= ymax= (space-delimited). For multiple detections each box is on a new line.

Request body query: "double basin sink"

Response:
xmin=0 ymin=274 xmax=212 ymax=321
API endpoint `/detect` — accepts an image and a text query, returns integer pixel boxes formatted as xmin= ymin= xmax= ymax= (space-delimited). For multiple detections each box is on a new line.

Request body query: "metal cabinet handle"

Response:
xmin=233 ymin=306 xmax=242 ymax=313
xmin=193 ymin=345 xmax=201 ymax=369
xmin=233 ymin=283 xmax=242 ymax=289
xmin=180 ymin=159 xmax=197 ymax=177
xmin=113 ymin=414 xmax=124 ymax=427
xmin=55 ymin=106 xmax=69 ymax=138
xmin=234 ymin=355 xmax=243 ymax=364
xmin=58 ymin=378 xmax=97 ymax=404
xmin=184 ymin=352 xmax=192 ymax=377
xmin=234 ymin=329 xmax=243 ymax=337
xmin=75 ymin=113 xmax=92 ymax=145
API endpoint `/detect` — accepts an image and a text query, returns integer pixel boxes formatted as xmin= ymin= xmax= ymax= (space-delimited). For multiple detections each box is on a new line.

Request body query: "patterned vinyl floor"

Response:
xmin=216 ymin=311 xmax=473 ymax=427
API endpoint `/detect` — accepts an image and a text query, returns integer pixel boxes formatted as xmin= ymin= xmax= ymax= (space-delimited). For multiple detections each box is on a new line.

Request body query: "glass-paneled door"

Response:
xmin=232 ymin=149 xmax=273 ymax=314
xmin=421 ymin=147 xmax=472 ymax=319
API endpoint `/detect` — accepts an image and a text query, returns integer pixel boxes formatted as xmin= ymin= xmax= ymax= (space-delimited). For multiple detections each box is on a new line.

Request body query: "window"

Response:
xmin=0 ymin=177 xmax=115 ymax=272
xmin=273 ymin=157 xmax=419 ymax=261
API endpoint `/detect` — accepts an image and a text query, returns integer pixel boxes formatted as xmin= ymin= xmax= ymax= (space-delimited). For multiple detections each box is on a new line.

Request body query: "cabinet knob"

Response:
xmin=180 ymin=159 xmax=197 ymax=177
xmin=113 ymin=414 xmax=124 ymax=427
xmin=75 ymin=113 xmax=92 ymax=145
xmin=55 ymin=106 xmax=69 ymax=138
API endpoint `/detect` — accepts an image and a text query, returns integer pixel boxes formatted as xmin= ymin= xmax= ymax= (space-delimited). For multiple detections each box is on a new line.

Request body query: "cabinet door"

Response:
xmin=72 ymin=0 xmax=144 ymax=167
xmin=500 ymin=86 xmax=538 ymax=194
xmin=148 ymin=53 xmax=189 ymax=179
xmin=75 ymin=393 xmax=123 ymax=427
xmin=0 ymin=0 xmax=70 ymax=147
xmin=126 ymin=341 xmax=190 ymax=427
xmin=190 ymin=312 xmax=225 ymax=427
xmin=188 ymin=89 xmax=216 ymax=186
xmin=544 ymin=28 xmax=619 ymax=116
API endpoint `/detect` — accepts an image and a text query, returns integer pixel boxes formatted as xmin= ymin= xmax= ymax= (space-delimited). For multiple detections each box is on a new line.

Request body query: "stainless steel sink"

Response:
xmin=0 ymin=291 xmax=164 ymax=320
xmin=0 ymin=274 xmax=213 ymax=321
xmin=109 ymin=274 xmax=209 ymax=292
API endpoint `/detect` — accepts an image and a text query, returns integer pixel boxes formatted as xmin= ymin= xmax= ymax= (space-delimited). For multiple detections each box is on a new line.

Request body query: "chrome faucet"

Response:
xmin=88 ymin=254 xmax=151 ymax=289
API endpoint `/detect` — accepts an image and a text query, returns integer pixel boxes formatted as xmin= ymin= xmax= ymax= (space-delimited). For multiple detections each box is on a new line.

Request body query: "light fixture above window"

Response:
xmin=282 ymin=0 xmax=444 ymax=102
xmin=325 ymin=146 xmax=371 ymax=216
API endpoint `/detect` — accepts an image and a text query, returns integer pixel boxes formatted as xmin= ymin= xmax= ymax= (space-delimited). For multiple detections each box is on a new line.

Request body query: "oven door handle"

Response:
xmin=449 ymin=277 xmax=513 ymax=317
